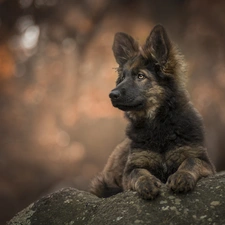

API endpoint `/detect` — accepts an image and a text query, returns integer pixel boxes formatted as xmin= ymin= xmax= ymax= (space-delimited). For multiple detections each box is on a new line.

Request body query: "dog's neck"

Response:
xmin=125 ymin=88 xmax=188 ymax=124
xmin=125 ymin=92 xmax=203 ymax=153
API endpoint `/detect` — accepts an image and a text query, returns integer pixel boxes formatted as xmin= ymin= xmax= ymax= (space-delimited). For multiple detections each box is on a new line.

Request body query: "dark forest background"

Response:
xmin=0 ymin=0 xmax=225 ymax=224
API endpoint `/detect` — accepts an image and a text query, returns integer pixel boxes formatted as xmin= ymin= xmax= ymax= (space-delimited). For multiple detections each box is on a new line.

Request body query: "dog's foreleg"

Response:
xmin=123 ymin=150 xmax=162 ymax=199
xmin=166 ymin=157 xmax=215 ymax=193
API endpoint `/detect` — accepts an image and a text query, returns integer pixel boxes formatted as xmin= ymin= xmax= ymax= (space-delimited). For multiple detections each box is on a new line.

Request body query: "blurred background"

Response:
xmin=0 ymin=0 xmax=225 ymax=223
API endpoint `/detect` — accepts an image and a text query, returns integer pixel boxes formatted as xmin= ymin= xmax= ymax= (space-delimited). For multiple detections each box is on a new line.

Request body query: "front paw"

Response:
xmin=167 ymin=171 xmax=196 ymax=193
xmin=135 ymin=176 xmax=162 ymax=200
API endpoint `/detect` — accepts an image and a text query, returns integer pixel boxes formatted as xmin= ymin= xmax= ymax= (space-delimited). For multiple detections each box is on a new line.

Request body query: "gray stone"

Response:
xmin=8 ymin=172 xmax=225 ymax=225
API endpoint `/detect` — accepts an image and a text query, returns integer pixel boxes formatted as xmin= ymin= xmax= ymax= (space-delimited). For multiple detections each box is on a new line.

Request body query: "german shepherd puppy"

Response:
xmin=90 ymin=25 xmax=215 ymax=200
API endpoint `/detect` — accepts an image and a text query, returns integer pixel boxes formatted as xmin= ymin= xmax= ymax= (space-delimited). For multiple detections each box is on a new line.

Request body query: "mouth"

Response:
xmin=112 ymin=102 xmax=145 ymax=111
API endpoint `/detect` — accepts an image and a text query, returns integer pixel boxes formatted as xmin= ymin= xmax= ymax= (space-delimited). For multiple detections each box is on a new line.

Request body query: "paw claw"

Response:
xmin=167 ymin=171 xmax=196 ymax=193
xmin=135 ymin=176 xmax=162 ymax=200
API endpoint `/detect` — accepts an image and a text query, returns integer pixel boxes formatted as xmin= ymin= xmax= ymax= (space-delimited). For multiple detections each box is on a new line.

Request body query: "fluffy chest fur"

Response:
xmin=126 ymin=100 xmax=204 ymax=153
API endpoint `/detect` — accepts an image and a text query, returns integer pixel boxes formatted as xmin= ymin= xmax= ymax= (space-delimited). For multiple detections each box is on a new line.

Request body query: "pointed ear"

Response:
xmin=144 ymin=25 xmax=171 ymax=66
xmin=112 ymin=32 xmax=139 ymax=66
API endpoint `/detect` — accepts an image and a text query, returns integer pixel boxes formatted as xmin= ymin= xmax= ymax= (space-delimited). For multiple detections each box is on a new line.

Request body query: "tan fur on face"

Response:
xmin=126 ymin=68 xmax=165 ymax=121
xmin=145 ymin=81 xmax=165 ymax=118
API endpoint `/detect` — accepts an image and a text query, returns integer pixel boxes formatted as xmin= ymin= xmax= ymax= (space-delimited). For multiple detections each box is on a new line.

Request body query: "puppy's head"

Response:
xmin=110 ymin=25 xmax=186 ymax=118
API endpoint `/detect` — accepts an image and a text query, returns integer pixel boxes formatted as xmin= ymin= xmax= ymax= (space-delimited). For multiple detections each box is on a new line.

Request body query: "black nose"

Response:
xmin=109 ymin=89 xmax=121 ymax=100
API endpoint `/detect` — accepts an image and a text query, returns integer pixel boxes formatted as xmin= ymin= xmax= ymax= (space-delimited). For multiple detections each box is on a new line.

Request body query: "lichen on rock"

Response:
xmin=8 ymin=172 xmax=225 ymax=225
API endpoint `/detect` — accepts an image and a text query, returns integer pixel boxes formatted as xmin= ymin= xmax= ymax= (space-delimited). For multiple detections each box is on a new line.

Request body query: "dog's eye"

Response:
xmin=137 ymin=73 xmax=145 ymax=80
